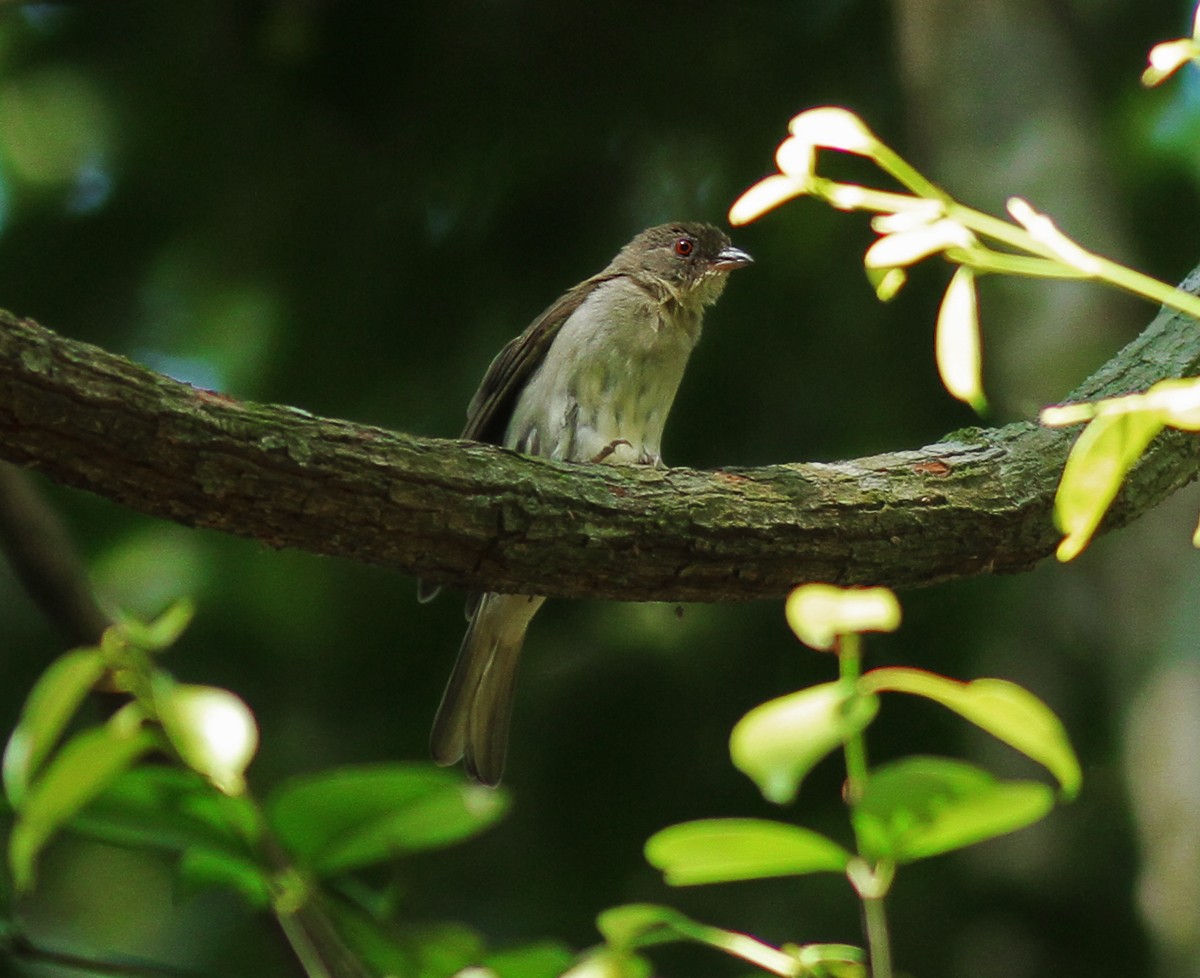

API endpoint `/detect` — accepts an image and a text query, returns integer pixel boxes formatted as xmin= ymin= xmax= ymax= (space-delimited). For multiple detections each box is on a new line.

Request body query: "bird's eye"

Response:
xmin=674 ymin=237 xmax=695 ymax=257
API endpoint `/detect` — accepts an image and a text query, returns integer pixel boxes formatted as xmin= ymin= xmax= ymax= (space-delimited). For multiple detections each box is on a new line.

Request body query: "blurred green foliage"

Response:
xmin=2 ymin=2 xmax=1200 ymax=976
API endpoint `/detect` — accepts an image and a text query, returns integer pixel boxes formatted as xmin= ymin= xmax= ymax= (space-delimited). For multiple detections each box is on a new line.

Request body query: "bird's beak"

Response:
xmin=713 ymin=245 xmax=754 ymax=271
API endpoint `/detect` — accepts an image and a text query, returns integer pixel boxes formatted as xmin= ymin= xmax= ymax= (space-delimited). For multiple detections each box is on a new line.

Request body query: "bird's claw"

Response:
xmin=590 ymin=439 xmax=632 ymax=463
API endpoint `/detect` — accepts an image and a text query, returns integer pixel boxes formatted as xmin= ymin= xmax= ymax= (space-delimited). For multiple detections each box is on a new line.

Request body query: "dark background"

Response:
xmin=2 ymin=2 xmax=1200 ymax=976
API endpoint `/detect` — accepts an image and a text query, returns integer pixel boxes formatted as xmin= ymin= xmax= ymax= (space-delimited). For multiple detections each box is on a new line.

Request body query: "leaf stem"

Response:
xmin=699 ymin=925 xmax=805 ymax=977
xmin=837 ymin=634 xmax=869 ymax=807
xmin=838 ymin=633 xmax=895 ymax=978
xmin=949 ymin=203 xmax=1200 ymax=319
xmin=942 ymin=248 xmax=1089 ymax=281
xmin=862 ymin=894 xmax=894 ymax=978
xmin=870 ymin=142 xmax=950 ymax=202
xmin=808 ymin=157 xmax=1200 ymax=322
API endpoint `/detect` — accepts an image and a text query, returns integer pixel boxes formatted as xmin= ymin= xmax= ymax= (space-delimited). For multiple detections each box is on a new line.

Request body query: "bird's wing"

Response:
xmin=419 ymin=273 xmax=618 ymax=604
xmin=462 ymin=272 xmax=619 ymax=445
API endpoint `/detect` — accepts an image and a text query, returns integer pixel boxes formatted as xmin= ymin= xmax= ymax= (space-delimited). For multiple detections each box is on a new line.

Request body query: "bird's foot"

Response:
xmin=590 ymin=439 xmax=632 ymax=463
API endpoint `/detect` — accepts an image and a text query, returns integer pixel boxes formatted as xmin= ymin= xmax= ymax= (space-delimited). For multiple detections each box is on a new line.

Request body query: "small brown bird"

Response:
xmin=425 ymin=222 xmax=752 ymax=785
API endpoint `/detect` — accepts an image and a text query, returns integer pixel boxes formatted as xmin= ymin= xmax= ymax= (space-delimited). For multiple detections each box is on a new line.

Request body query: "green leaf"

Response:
xmin=596 ymin=903 xmax=695 ymax=950
xmin=391 ymin=921 xmax=487 ymax=978
xmin=71 ymin=765 xmax=260 ymax=858
xmin=867 ymin=264 xmax=907 ymax=301
xmin=731 ymin=681 xmax=879 ymax=804
xmin=562 ymin=947 xmax=653 ymax=978
xmin=113 ymin=598 xmax=196 ymax=652
xmin=645 ymin=818 xmax=850 ymax=885
xmin=852 ymin=756 xmax=1055 ymax=862
xmin=3 ymin=647 xmax=107 ymax=807
xmin=70 ymin=763 xmax=269 ymax=909
xmin=484 ymin=940 xmax=576 ymax=978
xmin=794 ymin=944 xmax=867 ymax=978
xmin=9 ymin=721 xmax=158 ymax=890
xmin=860 ymin=667 xmax=1081 ymax=798
xmin=1052 ymin=410 xmax=1163 ymax=561
xmin=267 ymin=764 xmax=508 ymax=876
xmin=322 ymin=895 xmax=486 ymax=978
xmin=178 ymin=848 xmax=272 ymax=907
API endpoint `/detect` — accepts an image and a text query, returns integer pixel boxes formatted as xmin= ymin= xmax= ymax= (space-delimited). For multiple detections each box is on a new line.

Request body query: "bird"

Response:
xmin=423 ymin=222 xmax=752 ymax=785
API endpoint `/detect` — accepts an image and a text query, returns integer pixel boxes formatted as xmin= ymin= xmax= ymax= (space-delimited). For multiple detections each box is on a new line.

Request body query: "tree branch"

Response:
xmin=1 ymin=281 xmax=1199 ymax=603
xmin=0 ymin=462 xmax=109 ymax=646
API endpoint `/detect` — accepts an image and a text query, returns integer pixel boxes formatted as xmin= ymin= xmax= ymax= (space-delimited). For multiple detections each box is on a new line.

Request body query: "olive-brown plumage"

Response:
xmin=426 ymin=222 xmax=751 ymax=784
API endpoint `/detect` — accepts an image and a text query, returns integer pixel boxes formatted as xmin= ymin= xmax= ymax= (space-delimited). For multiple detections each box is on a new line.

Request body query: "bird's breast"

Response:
xmin=504 ymin=283 xmax=702 ymax=465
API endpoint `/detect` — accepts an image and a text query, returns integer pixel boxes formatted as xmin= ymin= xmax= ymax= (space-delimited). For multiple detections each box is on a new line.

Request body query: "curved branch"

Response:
xmin=1 ymin=281 xmax=1198 ymax=603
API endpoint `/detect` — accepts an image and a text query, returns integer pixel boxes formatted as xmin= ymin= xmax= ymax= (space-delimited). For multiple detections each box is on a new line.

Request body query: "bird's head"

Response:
xmin=614 ymin=222 xmax=753 ymax=307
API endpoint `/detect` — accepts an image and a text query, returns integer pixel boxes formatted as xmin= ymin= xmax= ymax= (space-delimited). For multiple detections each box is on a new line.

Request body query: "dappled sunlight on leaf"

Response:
xmin=1006 ymin=198 xmax=1102 ymax=275
xmin=1050 ymin=411 xmax=1164 ymax=561
xmin=729 ymin=173 xmax=804 ymax=226
xmin=155 ymin=680 xmax=259 ymax=796
xmin=1043 ymin=376 xmax=1200 ymax=557
xmin=860 ymin=668 xmax=1081 ymax=798
xmin=787 ymin=106 xmax=881 ymax=156
xmin=935 ymin=267 xmax=986 ymax=413
xmin=1142 ymin=6 xmax=1200 ymax=89
xmin=785 ymin=584 xmax=901 ymax=651
xmin=864 ymin=219 xmax=976 ymax=270
xmin=731 ymin=682 xmax=879 ymax=804
xmin=645 ymin=818 xmax=850 ymax=885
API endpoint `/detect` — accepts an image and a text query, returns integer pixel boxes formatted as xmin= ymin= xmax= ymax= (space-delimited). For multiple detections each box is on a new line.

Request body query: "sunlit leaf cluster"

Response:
xmin=584 ymin=584 xmax=1081 ymax=978
xmin=0 ymin=601 xmax=575 ymax=978
xmin=730 ymin=93 xmax=1200 ymax=563
xmin=730 ymin=106 xmax=1200 ymax=421
xmin=1042 ymin=377 xmax=1200 ymax=558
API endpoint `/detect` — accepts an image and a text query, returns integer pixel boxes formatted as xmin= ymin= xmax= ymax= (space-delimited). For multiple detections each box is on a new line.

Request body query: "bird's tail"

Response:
xmin=430 ymin=592 xmax=545 ymax=786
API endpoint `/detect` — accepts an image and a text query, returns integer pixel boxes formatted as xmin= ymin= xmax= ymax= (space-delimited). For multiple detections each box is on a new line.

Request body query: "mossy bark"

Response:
xmin=2 ymin=289 xmax=1198 ymax=603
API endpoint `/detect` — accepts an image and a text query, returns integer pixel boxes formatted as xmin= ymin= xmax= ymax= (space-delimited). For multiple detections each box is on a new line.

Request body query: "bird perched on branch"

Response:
xmin=422 ymin=222 xmax=752 ymax=785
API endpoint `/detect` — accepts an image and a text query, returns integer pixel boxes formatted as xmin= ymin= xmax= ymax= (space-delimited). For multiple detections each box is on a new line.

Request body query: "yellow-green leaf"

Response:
xmin=1053 ymin=410 xmax=1163 ymax=561
xmin=867 ymin=265 xmax=907 ymax=301
xmin=596 ymin=903 xmax=700 ymax=949
xmin=9 ymin=721 xmax=158 ymax=890
xmin=118 ymin=598 xmax=196 ymax=652
xmin=860 ymin=668 xmax=1081 ymax=798
xmin=594 ymin=903 xmax=829 ymax=978
xmin=935 ymin=266 xmax=986 ymax=412
xmin=3 ymin=647 xmax=106 ymax=807
xmin=645 ymin=818 xmax=850 ymax=885
xmin=562 ymin=948 xmax=652 ymax=978
xmin=785 ymin=584 xmax=901 ymax=651
xmin=731 ymin=681 xmax=879 ymax=804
